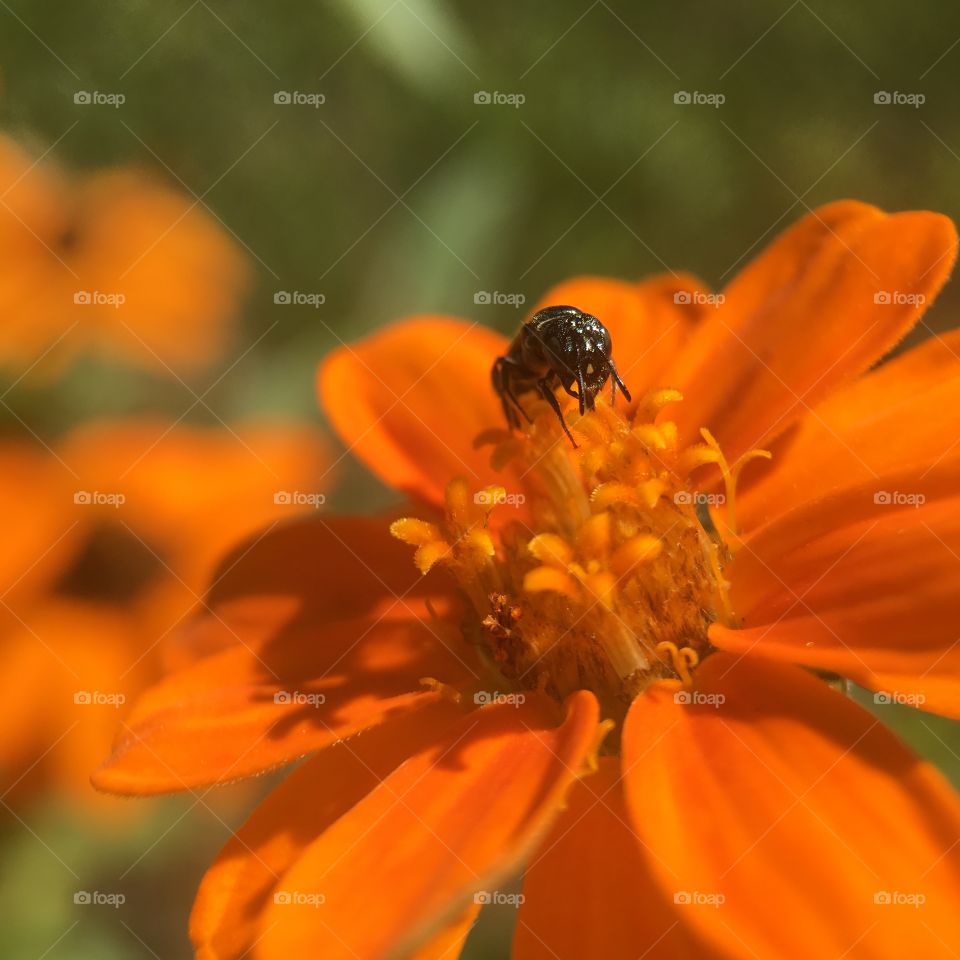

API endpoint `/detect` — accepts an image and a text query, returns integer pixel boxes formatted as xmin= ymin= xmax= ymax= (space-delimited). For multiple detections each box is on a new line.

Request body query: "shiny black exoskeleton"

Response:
xmin=492 ymin=305 xmax=631 ymax=447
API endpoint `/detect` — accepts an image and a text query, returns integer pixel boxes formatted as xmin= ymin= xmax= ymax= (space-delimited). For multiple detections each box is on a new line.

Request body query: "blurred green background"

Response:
xmin=2 ymin=0 xmax=960 ymax=956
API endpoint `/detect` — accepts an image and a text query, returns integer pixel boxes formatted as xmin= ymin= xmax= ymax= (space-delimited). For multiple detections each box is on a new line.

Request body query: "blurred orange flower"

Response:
xmin=0 ymin=135 xmax=247 ymax=374
xmin=96 ymin=202 xmax=960 ymax=958
xmin=0 ymin=420 xmax=331 ymax=808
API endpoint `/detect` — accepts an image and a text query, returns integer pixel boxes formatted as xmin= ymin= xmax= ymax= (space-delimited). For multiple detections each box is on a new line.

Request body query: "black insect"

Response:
xmin=492 ymin=305 xmax=631 ymax=447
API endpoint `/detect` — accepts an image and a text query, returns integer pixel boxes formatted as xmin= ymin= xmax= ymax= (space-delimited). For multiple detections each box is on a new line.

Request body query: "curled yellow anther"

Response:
xmin=656 ymin=640 xmax=698 ymax=687
xmin=698 ymin=429 xmax=771 ymax=540
xmin=677 ymin=442 xmax=723 ymax=475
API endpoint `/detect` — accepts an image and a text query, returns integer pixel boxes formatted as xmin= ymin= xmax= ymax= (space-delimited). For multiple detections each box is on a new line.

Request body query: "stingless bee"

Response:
xmin=491 ymin=304 xmax=630 ymax=447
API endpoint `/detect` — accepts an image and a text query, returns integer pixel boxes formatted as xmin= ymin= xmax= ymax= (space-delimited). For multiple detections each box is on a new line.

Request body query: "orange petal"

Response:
xmin=92 ymin=605 xmax=479 ymax=794
xmin=195 ymin=691 xmax=599 ymax=960
xmin=0 ymin=443 xmax=85 ymax=606
xmin=206 ymin=512 xmax=445 ymax=611
xmin=159 ymin=511 xmax=454 ymax=668
xmin=63 ymin=417 xmax=333 ymax=599
xmin=514 ymin=757 xmax=714 ymax=960
xmin=73 ymin=170 xmax=249 ymax=372
xmin=717 ymin=466 xmax=960 ymax=717
xmin=0 ymin=136 xmax=248 ymax=374
xmin=0 ymin=600 xmax=147 ymax=810
xmin=664 ymin=201 xmax=958 ymax=464
xmin=190 ymin=699 xmax=468 ymax=960
xmin=319 ymin=317 xmax=519 ymax=507
xmin=738 ymin=328 xmax=960 ymax=530
xmin=0 ymin=137 xmax=76 ymax=369
xmin=531 ymin=273 xmax=708 ymax=404
xmin=0 ymin=134 xmax=68 ymax=238
xmin=622 ymin=653 xmax=960 ymax=960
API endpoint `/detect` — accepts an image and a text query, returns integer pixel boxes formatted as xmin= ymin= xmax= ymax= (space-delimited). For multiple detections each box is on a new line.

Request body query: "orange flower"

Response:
xmin=0 ymin=134 xmax=247 ymax=374
xmin=1 ymin=419 xmax=331 ymax=807
xmin=95 ymin=201 xmax=960 ymax=958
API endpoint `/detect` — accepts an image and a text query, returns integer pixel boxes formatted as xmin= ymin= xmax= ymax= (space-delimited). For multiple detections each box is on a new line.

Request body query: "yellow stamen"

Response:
xmin=390 ymin=519 xmax=450 ymax=573
xmin=577 ymin=512 xmax=611 ymax=557
xmin=699 ymin=428 xmax=771 ymax=540
xmin=580 ymin=718 xmax=616 ymax=775
xmin=583 ymin=570 xmax=617 ymax=608
xmin=656 ymin=640 xmax=699 ymax=687
xmin=527 ymin=533 xmax=574 ymax=567
xmin=632 ymin=423 xmax=668 ymax=450
xmin=610 ymin=534 xmax=663 ymax=577
xmin=523 ymin=565 xmax=580 ymax=600
xmin=390 ymin=517 xmax=441 ymax=545
xmin=391 ymin=387 xmax=760 ymax=734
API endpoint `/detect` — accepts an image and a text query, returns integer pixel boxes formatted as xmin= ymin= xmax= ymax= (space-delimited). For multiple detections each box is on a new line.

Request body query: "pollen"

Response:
xmin=392 ymin=388 xmax=766 ymax=736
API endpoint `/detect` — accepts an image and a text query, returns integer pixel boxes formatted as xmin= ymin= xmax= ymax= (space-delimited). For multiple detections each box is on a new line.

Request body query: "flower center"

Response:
xmin=392 ymin=389 xmax=769 ymax=736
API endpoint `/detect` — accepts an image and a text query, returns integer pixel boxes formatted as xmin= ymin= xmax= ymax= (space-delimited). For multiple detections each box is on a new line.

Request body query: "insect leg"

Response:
xmin=560 ymin=379 xmax=582 ymax=408
xmin=538 ymin=377 xmax=578 ymax=448
xmin=500 ymin=389 xmax=521 ymax=429
xmin=608 ymin=357 xmax=632 ymax=406
xmin=558 ymin=366 xmax=586 ymax=414
xmin=507 ymin=385 xmax=533 ymax=425
xmin=492 ymin=357 xmax=518 ymax=428
xmin=493 ymin=357 xmax=532 ymax=429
